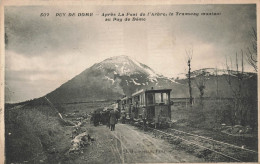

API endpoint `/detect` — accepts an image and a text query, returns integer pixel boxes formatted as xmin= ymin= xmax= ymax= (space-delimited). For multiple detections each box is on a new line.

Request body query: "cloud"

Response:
xmin=4 ymin=4 xmax=257 ymax=102
xmin=5 ymin=6 xmax=99 ymax=57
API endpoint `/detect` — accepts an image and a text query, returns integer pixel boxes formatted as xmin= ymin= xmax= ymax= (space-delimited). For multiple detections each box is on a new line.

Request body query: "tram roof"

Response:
xmin=132 ymin=89 xmax=144 ymax=97
xmin=119 ymin=88 xmax=172 ymax=101
xmin=120 ymin=96 xmax=132 ymax=101
xmin=132 ymin=88 xmax=172 ymax=97
xmin=145 ymin=89 xmax=172 ymax=93
xmin=121 ymin=96 xmax=128 ymax=101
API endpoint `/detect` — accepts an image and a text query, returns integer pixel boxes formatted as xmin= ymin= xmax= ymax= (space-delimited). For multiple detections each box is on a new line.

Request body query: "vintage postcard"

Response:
xmin=0 ymin=0 xmax=259 ymax=163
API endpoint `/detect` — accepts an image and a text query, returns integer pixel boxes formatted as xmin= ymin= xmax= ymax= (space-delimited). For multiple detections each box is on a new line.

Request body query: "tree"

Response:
xmin=186 ymin=48 xmax=193 ymax=106
xmin=225 ymin=51 xmax=246 ymax=125
xmin=195 ymin=70 xmax=208 ymax=109
xmin=246 ymin=27 xmax=257 ymax=72
xmin=214 ymin=67 xmax=219 ymax=98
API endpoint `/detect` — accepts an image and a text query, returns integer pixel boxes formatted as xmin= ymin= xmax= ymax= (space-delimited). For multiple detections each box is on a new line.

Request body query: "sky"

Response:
xmin=4 ymin=4 xmax=257 ymax=103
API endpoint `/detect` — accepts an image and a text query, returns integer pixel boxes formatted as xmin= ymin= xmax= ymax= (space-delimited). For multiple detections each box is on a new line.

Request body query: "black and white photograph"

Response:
xmin=1 ymin=1 xmax=259 ymax=163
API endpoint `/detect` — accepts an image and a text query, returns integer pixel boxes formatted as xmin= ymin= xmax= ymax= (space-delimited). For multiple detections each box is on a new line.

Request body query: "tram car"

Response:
xmin=119 ymin=88 xmax=172 ymax=128
xmin=118 ymin=96 xmax=133 ymax=122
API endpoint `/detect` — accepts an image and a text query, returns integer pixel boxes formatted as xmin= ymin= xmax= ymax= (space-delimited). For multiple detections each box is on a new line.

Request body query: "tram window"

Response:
xmin=155 ymin=92 xmax=169 ymax=104
xmin=147 ymin=93 xmax=154 ymax=105
xmin=155 ymin=93 xmax=161 ymax=104
xmin=134 ymin=96 xmax=140 ymax=102
xmin=163 ymin=93 xmax=169 ymax=104
xmin=128 ymin=99 xmax=132 ymax=104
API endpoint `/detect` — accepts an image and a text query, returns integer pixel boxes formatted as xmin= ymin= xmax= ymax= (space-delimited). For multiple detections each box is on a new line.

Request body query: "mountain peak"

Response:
xmin=93 ymin=55 xmax=158 ymax=77
xmin=103 ymin=55 xmax=131 ymax=62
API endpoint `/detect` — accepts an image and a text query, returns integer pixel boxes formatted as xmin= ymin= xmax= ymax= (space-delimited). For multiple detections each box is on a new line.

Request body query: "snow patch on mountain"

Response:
xmin=192 ymin=68 xmax=226 ymax=76
xmin=174 ymin=68 xmax=256 ymax=80
xmin=96 ymin=64 xmax=103 ymax=70
xmin=119 ymin=65 xmax=132 ymax=75
xmin=125 ymin=80 xmax=129 ymax=86
xmin=104 ymin=76 xmax=115 ymax=84
xmin=94 ymin=56 xmax=191 ymax=88
xmin=166 ymin=77 xmax=184 ymax=85
xmin=103 ymin=55 xmax=160 ymax=78
xmin=131 ymin=57 xmax=156 ymax=76
xmin=132 ymin=79 xmax=141 ymax=85
xmin=149 ymin=77 xmax=158 ymax=82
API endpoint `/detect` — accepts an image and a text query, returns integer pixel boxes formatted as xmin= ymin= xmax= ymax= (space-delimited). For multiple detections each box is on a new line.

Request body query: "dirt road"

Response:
xmin=67 ymin=123 xmax=204 ymax=163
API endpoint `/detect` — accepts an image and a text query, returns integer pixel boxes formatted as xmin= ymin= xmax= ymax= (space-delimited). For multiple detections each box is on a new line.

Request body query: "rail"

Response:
xmin=147 ymin=127 xmax=242 ymax=162
xmin=168 ymin=128 xmax=258 ymax=154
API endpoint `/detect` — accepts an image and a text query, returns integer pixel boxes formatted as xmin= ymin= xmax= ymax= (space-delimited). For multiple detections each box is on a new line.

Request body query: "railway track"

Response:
xmin=145 ymin=126 xmax=258 ymax=162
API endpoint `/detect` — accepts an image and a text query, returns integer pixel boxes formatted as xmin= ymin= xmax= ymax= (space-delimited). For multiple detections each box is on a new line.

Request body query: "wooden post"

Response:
xmin=188 ymin=59 xmax=193 ymax=107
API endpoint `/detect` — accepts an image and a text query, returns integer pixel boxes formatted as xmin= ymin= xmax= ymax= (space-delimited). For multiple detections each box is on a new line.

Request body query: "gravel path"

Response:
xmin=69 ymin=123 xmax=204 ymax=163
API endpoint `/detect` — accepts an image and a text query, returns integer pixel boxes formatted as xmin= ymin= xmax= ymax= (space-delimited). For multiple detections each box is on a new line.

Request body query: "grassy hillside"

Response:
xmin=171 ymin=98 xmax=258 ymax=151
xmin=5 ymin=101 xmax=71 ymax=163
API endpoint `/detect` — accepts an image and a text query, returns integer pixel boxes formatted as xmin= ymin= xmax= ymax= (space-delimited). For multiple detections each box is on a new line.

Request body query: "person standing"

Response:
xmin=142 ymin=107 xmax=147 ymax=130
xmin=93 ymin=111 xmax=98 ymax=126
xmin=106 ymin=110 xmax=110 ymax=128
xmin=121 ymin=110 xmax=126 ymax=124
xmin=155 ymin=109 xmax=162 ymax=129
xmin=109 ymin=109 xmax=117 ymax=131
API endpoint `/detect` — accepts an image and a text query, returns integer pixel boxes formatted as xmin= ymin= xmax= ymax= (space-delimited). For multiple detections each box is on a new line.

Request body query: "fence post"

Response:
xmin=186 ymin=98 xmax=187 ymax=109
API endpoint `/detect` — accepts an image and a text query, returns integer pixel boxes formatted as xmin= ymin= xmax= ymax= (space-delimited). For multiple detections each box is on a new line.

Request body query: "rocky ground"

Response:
xmin=62 ymin=112 xmax=257 ymax=163
xmin=65 ymin=122 xmax=204 ymax=163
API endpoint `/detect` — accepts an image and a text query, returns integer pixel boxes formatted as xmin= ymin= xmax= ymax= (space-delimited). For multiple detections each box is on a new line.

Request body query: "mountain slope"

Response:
xmin=45 ymin=56 xmax=184 ymax=103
